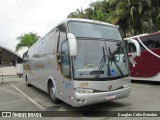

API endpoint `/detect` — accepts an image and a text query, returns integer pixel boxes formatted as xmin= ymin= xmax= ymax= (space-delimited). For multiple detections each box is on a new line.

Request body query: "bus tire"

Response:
xmin=48 ymin=82 xmax=59 ymax=104
xmin=26 ymin=76 xmax=31 ymax=87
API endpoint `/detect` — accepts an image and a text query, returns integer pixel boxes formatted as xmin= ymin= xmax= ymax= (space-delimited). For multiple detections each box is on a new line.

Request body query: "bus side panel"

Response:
xmin=130 ymin=49 xmax=160 ymax=77
xmin=41 ymin=54 xmax=58 ymax=92
xmin=23 ymin=60 xmax=37 ymax=86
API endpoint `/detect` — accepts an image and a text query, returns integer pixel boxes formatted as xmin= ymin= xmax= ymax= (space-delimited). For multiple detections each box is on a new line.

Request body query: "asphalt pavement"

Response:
xmin=0 ymin=76 xmax=160 ymax=120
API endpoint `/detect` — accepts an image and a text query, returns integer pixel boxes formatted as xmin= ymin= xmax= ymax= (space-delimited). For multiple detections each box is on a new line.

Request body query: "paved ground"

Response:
xmin=0 ymin=76 xmax=160 ymax=120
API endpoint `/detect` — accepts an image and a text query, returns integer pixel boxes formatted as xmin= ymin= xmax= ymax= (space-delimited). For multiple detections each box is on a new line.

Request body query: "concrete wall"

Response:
xmin=0 ymin=67 xmax=16 ymax=75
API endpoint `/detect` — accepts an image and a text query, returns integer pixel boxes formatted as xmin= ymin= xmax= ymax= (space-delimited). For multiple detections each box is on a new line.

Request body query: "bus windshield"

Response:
xmin=68 ymin=22 xmax=129 ymax=80
xmin=68 ymin=21 xmax=122 ymax=40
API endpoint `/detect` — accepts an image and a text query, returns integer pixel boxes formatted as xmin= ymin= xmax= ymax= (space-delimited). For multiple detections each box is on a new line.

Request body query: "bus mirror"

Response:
xmin=67 ymin=33 xmax=77 ymax=56
xmin=125 ymin=38 xmax=141 ymax=56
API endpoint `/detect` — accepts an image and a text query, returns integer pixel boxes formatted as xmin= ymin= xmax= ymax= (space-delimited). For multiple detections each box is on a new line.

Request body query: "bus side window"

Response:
xmin=45 ymin=31 xmax=54 ymax=55
xmin=128 ymin=43 xmax=136 ymax=53
xmin=61 ymin=41 xmax=71 ymax=78
xmin=28 ymin=46 xmax=35 ymax=59
xmin=155 ymin=40 xmax=160 ymax=48
xmin=56 ymin=24 xmax=67 ymax=54
xmin=142 ymin=38 xmax=155 ymax=49
xmin=139 ymin=35 xmax=160 ymax=50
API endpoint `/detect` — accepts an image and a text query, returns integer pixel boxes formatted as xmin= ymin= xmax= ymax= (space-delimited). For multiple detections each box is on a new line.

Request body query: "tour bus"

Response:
xmin=23 ymin=18 xmax=140 ymax=107
xmin=125 ymin=32 xmax=160 ymax=81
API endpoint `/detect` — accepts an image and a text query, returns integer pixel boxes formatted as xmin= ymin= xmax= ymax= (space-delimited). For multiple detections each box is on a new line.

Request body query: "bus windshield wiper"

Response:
xmin=96 ymin=45 xmax=124 ymax=79
xmin=96 ymin=47 xmax=106 ymax=79
xmin=96 ymin=45 xmax=111 ymax=79
xmin=108 ymin=47 xmax=124 ymax=76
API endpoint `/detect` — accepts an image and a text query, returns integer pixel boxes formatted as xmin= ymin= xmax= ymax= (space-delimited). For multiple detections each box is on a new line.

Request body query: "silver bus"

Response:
xmin=23 ymin=18 xmax=140 ymax=107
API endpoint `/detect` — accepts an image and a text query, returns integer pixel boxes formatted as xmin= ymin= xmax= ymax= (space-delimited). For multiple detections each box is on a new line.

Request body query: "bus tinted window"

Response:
xmin=37 ymin=39 xmax=45 ymax=57
xmin=141 ymin=34 xmax=160 ymax=49
xmin=61 ymin=41 xmax=70 ymax=78
xmin=57 ymin=25 xmax=67 ymax=53
xmin=128 ymin=43 xmax=136 ymax=53
xmin=28 ymin=46 xmax=35 ymax=59
xmin=68 ymin=22 xmax=122 ymax=40
xmin=45 ymin=31 xmax=54 ymax=55
xmin=155 ymin=41 xmax=160 ymax=48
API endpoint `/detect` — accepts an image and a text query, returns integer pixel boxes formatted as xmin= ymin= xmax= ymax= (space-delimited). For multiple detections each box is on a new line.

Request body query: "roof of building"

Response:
xmin=0 ymin=44 xmax=22 ymax=63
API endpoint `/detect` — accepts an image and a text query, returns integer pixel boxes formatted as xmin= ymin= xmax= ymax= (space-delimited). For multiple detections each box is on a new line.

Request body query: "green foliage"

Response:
xmin=68 ymin=0 xmax=160 ymax=37
xmin=16 ymin=32 xmax=40 ymax=52
xmin=156 ymin=13 xmax=160 ymax=23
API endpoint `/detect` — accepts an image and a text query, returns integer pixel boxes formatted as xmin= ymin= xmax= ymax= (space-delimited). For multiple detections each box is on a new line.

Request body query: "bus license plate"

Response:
xmin=106 ymin=94 xmax=115 ymax=100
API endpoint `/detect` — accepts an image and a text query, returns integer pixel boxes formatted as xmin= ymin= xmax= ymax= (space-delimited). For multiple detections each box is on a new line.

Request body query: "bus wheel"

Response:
xmin=49 ymin=82 xmax=59 ymax=104
xmin=26 ymin=76 xmax=31 ymax=87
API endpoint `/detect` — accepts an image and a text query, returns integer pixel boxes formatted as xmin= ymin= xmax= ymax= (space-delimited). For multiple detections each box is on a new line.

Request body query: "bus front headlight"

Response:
xmin=74 ymin=88 xmax=94 ymax=94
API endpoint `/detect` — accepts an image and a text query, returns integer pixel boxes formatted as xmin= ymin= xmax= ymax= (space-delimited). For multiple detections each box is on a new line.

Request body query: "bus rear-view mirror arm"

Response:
xmin=125 ymin=38 xmax=141 ymax=57
xmin=67 ymin=33 xmax=77 ymax=56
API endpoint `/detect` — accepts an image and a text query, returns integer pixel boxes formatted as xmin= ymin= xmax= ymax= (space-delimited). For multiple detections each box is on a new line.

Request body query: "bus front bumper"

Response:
xmin=72 ymin=86 xmax=131 ymax=107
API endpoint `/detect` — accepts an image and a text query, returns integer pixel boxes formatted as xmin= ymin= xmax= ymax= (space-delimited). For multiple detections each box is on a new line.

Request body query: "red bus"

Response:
xmin=126 ymin=32 xmax=160 ymax=81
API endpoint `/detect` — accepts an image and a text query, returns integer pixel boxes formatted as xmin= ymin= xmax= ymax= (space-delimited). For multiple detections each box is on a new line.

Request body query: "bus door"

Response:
xmin=56 ymin=25 xmax=72 ymax=101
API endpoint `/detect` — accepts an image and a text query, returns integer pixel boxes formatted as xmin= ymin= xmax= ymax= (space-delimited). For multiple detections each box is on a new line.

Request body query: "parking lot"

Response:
xmin=0 ymin=75 xmax=160 ymax=120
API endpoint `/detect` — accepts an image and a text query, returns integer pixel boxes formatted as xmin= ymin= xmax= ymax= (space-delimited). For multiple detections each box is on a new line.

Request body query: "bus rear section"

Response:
xmin=126 ymin=32 xmax=160 ymax=81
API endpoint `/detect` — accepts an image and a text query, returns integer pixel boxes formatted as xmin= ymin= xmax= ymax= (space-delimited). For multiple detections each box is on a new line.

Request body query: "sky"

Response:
xmin=0 ymin=0 xmax=97 ymax=55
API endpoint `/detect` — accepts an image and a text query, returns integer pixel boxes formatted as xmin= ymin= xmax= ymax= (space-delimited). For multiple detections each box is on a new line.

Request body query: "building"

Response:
xmin=0 ymin=44 xmax=23 ymax=75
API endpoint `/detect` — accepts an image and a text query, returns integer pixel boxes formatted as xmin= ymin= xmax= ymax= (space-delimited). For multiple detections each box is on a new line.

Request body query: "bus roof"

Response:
xmin=127 ymin=31 xmax=160 ymax=39
xmin=57 ymin=18 xmax=119 ymax=28
xmin=28 ymin=18 xmax=119 ymax=49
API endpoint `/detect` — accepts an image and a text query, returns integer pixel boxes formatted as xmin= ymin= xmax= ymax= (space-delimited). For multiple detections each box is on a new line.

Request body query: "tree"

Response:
xmin=157 ymin=13 xmax=160 ymax=23
xmin=145 ymin=0 xmax=160 ymax=32
xmin=16 ymin=32 xmax=40 ymax=52
xmin=68 ymin=9 xmax=83 ymax=18
xmin=68 ymin=0 xmax=111 ymax=22
xmin=109 ymin=0 xmax=149 ymax=36
xmin=68 ymin=0 xmax=160 ymax=37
